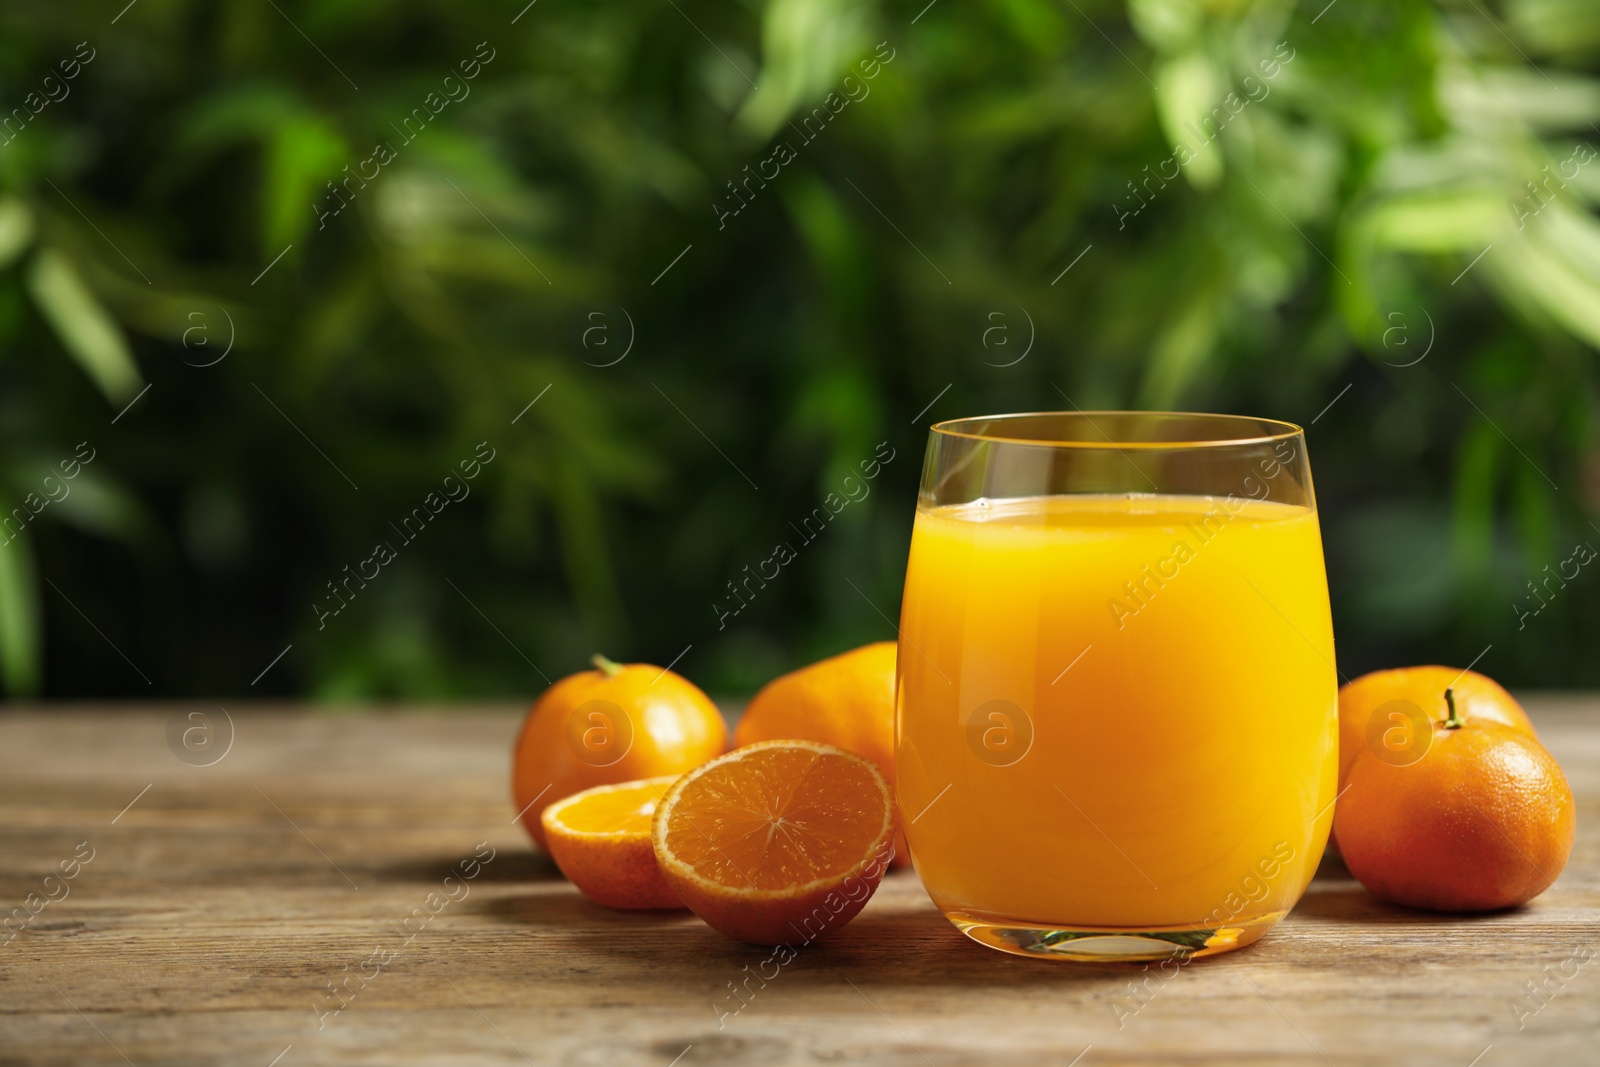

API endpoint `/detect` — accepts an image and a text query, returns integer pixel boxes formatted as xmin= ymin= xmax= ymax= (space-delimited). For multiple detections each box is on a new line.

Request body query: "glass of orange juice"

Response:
xmin=896 ymin=412 xmax=1337 ymax=961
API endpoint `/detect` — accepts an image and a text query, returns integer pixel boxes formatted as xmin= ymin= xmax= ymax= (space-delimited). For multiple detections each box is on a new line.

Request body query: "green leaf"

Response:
xmin=1155 ymin=50 xmax=1225 ymax=189
xmin=39 ymin=471 xmax=146 ymax=542
xmin=735 ymin=0 xmax=872 ymax=141
xmin=1439 ymin=67 xmax=1600 ymax=132
xmin=1364 ymin=190 xmax=1505 ymax=253
xmin=1139 ymin=291 xmax=1217 ymax=408
xmin=0 ymin=197 xmax=36 ymax=270
xmin=782 ymin=174 xmax=870 ymax=309
xmin=1512 ymin=461 xmax=1557 ymax=568
xmin=264 ymin=114 xmax=349 ymax=255
xmin=0 ymin=532 xmax=41 ymax=697
xmin=1510 ymin=0 xmax=1600 ymax=58
xmin=25 ymin=249 xmax=143 ymax=404
xmin=1498 ymin=214 xmax=1600 ymax=348
xmin=1129 ymin=0 xmax=1201 ymax=53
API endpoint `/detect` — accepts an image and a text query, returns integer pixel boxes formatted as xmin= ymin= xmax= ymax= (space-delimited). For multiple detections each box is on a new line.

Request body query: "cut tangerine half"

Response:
xmin=650 ymin=740 xmax=896 ymax=945
xmin=541 ymin=776 xmax=685 ymax=910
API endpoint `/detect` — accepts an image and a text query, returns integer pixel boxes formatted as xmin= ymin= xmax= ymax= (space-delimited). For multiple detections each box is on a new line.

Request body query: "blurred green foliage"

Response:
xmin=2 ymin=0 xmax=1600 ymax=699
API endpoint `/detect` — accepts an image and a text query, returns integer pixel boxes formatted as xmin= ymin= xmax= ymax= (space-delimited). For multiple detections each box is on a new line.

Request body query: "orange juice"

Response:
xmin=896 ymin=493 xmax=1336 ymax=950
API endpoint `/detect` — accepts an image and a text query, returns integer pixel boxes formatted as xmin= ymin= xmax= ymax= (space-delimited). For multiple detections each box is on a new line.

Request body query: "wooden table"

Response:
xmin=2 ymin=700 xmax=1595 ymax=1066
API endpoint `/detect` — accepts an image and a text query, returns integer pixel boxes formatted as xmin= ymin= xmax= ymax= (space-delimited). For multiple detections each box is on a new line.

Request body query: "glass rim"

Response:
xmin=928 ymin=410 xmax=1305 ymax=450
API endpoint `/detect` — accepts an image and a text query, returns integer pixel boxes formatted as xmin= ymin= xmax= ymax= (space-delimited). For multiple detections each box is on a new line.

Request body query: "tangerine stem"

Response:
xmin=1442 ymin=687 xmax=1464 ymax=729
xmin=591 ymin=654 xmax=624 ymax=677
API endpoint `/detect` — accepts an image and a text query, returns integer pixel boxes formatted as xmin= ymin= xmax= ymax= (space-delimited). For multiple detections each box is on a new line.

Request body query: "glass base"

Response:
xmin=947 ymin=909 xmax=1285 ymax=961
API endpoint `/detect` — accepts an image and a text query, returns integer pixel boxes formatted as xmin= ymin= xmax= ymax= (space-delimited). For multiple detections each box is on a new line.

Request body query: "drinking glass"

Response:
xmin=895 ymin=412 xmax=1337 ymax=961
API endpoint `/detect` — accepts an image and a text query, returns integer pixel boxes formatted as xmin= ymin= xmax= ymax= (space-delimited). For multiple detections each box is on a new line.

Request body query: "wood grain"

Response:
xmin=1 ymin=699 xmax=1595 ymax=1066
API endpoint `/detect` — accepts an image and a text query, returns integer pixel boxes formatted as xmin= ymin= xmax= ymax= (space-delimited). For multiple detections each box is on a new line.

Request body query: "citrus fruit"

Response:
xmin=651 ymin=740 xmax=896 ymax=945
xmin=541 ymin=777 xmax=684 ymax=910
xmin=1337 ymin=666 xmax=1535 ymax=787
xmin=512 ymin=654 xmax=726 ymax=850
xmin=733 ymin=641 xmax=909 ymax=865
xmin=735 ymin=642 xmax=896 ymax=770
xmin=1335 ymin=689 xmax=1575 ymax=912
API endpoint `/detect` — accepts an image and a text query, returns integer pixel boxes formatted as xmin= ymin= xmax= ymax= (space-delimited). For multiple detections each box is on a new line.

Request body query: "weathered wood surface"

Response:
xmin=1 ymin=700 xmax=1596 ymax=1066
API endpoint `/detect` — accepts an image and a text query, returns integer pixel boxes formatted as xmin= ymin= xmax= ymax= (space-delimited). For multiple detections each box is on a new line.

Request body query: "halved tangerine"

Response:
xmin=650 ymin=740 xmax=896 ymax=945
xmin=541 ymin=776 xmax=685 ymax=910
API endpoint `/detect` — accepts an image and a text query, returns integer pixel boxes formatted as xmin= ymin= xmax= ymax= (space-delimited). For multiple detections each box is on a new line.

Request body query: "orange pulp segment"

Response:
xmin=541 ymin=776 xmax=685 ymax=910
xmin=651 ymin=741 xmax=896 ymax=944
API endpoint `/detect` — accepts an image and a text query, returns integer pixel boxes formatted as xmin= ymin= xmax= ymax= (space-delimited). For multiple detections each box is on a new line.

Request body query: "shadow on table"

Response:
xmin=373 ymin=847 xmax=562 ymax=885
xmin=1298 ymin=846 xmax=1535 ymax=924
xmin=468 ymin=872 xmax=1255 ymax=992
xmin=1310 ymin=848 xmax=1351 ymax=880
xmin=1292 ymin=885 xmax=1532 ymax=925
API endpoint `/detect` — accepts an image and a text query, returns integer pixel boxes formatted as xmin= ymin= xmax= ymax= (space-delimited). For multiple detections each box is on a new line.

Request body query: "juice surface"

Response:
xmin=896 ymin=493 xmax=1337 ymax=930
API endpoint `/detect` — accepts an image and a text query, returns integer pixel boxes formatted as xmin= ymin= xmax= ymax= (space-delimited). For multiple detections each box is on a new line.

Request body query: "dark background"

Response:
xmin=2 ymin=0 xmax=1598 ymax=701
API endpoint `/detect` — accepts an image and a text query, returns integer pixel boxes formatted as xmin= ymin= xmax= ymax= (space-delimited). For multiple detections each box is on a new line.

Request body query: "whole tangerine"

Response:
xmin=1337 ymin=666 xmax=1535 ymax=787
xmin=512 ymin=655 xmax=726 ymax=850
xmin=735 ymin=642 xmax=897 ymax=771
xmin=1335 ymin=689 xmax=1575 ymax=913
